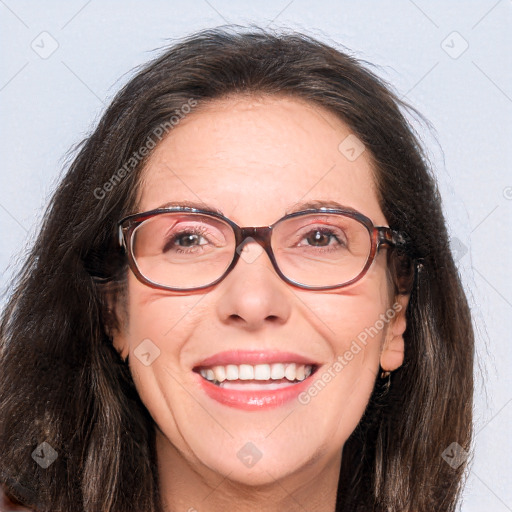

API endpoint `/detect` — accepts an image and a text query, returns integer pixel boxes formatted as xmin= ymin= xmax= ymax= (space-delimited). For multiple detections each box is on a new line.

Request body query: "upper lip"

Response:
xmin=192 ymin=350 xmax=320 ymax=369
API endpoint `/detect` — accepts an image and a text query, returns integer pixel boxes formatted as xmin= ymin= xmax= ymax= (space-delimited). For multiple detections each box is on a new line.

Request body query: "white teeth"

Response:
xmin=198 ymin=362 xmax=314 ymax=384
xmin=254 ymin=364 xmax=271 ymax=380
xmin=226 ymin=364 xmax=238 ymax=380
xmin=239 ymin=364 xmax=254 ymax=380
xmin=270 ymin=363 xmax=285 ymax=379
xmin=284 ymin=363 xmax=296 ymax=381
xmin=213 ymin=365 xmax=226 ymax=382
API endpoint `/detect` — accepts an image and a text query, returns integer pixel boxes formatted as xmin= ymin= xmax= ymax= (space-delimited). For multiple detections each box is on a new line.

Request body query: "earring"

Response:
xmin=378 ymin=366 xmax=392 ymax=391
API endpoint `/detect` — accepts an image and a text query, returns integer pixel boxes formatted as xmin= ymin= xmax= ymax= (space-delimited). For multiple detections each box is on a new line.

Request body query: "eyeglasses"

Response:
xmin=117 ymin=206 xmax=407 ymax=292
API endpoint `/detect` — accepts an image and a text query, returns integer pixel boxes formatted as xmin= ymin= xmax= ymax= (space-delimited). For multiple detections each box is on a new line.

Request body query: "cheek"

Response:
xmin=112 ymin=275 xmax=204 ymax=412
xmin=301 ymin=273 xmax=391 ymax=361
xmin=120 ymin=274 xmax=204 ymax=349
xmin=306 ymin=289 xmax=388 ymax=379
xmin=294 ymin=273 xmax=392 ymax=436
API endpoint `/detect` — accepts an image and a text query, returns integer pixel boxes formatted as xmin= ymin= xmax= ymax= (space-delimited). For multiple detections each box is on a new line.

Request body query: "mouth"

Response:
xmin=192 ymin=351 xmax=320 ymax=410
xmin=194 ymin=362 xmax=317 ymax=389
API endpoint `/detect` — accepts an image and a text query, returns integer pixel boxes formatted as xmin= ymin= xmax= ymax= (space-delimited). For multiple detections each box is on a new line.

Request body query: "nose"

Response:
xmin=215 ymin=239 xmax=292 ymax=330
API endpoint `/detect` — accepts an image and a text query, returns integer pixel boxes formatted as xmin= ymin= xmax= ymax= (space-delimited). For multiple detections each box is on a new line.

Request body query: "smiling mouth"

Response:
xmin=193 ymin=362 xmax=318 ymax=389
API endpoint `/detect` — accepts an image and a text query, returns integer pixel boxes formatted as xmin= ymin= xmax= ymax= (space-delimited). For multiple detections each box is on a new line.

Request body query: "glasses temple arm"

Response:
xmin=377 ymin=227 xmax=409 ymax=248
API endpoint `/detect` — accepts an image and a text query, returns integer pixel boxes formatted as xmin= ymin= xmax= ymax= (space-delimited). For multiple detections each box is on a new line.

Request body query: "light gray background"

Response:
xmin=1 ymin=1 xmax=511 ymax=509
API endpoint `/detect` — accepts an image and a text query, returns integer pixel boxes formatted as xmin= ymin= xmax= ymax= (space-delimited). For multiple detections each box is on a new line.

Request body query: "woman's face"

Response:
xmin=113 ymin=95 xmax=407 ymax=489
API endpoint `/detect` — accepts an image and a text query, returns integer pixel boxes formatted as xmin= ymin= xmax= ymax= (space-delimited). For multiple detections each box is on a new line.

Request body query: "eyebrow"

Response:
xmin=284 ymin=199 xmax=359 ymax=215
xmin=154 ymin=199 xmax=358 ymax=216
xmin=155 ymin=200 xmax=224 ymax=215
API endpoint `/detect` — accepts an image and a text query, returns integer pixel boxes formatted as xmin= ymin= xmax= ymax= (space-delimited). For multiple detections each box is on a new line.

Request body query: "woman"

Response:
xmin=0 ymin=27 xmax=473 ymax=511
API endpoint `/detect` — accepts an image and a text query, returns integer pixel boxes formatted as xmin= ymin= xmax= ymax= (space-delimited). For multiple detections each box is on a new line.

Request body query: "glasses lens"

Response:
xmin=272 ymin=213 xmax=372 ymax=287
xmin=131 ymin=212 xmax=235 ymax=289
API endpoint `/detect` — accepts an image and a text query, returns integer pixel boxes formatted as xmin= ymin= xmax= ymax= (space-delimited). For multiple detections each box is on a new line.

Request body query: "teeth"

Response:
xmin=284 ymin=363 xmax=296 ymax=381
xmin=254 ymin=364 xmax=271 ymax=380
xmin=199 ymin=363 xmax=313 ymax=384
xmin=239 ymin=364 xmax=254 ymax=380
xmin=270 ymin=363 xmax=285 ymax=379
xmin=225 ymin=365 xmax=238 ymax=380
xmin=213 ymin=365 xmax=226 ymax=382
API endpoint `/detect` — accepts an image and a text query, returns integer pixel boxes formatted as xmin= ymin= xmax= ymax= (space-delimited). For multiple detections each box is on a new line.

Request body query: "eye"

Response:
xmin=163 ymin=225 xmax=212 ymax=253
xmin=173 ymin=231 xmax=208 ymax=247
xmin=302 ymin=228 xmax=342 ymax=247
xmin=296 ymin=225 xmax=348 ymax=250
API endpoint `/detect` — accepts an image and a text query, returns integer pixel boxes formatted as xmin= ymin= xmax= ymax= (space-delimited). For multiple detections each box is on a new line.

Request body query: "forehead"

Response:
xmin=138 ymin=95 xmax=386 ymax=225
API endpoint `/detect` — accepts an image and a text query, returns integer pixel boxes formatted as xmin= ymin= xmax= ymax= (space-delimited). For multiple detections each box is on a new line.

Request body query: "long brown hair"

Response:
xmin=0 ymin=27 xmax=473 ymax=511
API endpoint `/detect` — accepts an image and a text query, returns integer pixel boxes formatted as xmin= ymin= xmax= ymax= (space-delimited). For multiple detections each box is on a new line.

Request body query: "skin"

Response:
xmin=112 ymin=95 xmax=409 ymax=512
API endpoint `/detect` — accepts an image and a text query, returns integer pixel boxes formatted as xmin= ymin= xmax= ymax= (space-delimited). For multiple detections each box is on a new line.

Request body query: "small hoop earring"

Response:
xmin=378 ymin=366 xmax=392 ymax=391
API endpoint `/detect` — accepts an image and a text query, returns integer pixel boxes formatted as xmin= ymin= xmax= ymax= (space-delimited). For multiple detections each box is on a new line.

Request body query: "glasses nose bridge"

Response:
xmin=238 ymin=225 xmax=274 ymax=257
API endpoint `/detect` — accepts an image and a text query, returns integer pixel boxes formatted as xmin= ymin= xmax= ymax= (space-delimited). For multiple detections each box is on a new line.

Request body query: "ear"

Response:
xmin=110 ymin=309 xmax=130 ymax=361
xmin=112 ymin=332 xmax=130 ymax=361
xmin=110 ymin=301 xmax=130 ymax=361
xmin=101 ymin=283 xmax=130 ymax=360
xmin=380 ymin=293 xmax=409 ymax=372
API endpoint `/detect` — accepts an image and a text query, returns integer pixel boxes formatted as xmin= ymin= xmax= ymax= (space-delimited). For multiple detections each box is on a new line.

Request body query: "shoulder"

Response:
xmin=0 ymin=485 xmax=35 ymax=511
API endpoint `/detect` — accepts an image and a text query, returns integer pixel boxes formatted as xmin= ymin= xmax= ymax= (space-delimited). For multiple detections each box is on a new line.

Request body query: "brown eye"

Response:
xmin=164 ymin=229 xmax=209 ymax=252
xmin=304 ymin=229 xmax=341 ymax=247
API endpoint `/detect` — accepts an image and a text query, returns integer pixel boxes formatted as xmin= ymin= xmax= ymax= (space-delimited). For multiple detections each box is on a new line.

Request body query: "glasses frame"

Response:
xmin=118 ymin=206 xmax=407 ymax=292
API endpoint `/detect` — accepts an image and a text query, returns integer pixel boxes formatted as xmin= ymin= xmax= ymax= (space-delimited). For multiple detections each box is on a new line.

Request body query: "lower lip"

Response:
xmin=194 ymin=371 xmax=315 ymax=410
